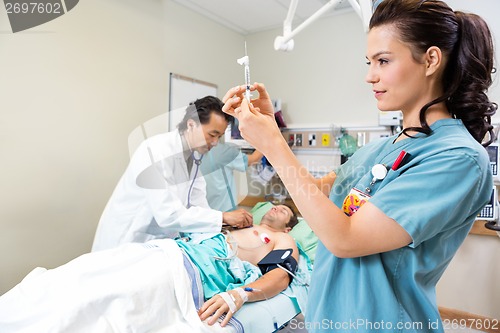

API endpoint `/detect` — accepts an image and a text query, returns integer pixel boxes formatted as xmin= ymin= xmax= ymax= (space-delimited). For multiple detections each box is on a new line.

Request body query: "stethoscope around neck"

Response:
xmin=135 ymin=135 xmax=205 ymax=204
xmin=187 ymin=151 xmax=203 ymax=208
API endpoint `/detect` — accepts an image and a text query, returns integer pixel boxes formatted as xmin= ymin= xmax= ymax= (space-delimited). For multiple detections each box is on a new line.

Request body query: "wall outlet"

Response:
xmin=322 ymin=133 xmax=330 ymax=147
xmin=308 ymin=133 xmax=316 ymax=146
xmin=295 ymin=133 xmax=303 ymax=146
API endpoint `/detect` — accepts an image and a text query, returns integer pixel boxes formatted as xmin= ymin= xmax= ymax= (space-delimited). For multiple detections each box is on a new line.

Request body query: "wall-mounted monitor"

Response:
xmin=485 ymin=143 xmax=498 ymax=177
xmin=477 ymin=186 xmax=497 ymax=221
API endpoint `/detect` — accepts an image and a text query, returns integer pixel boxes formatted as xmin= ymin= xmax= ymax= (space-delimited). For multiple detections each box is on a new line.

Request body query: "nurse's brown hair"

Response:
xmin=370 ymin=0 xmax=497 ymax=146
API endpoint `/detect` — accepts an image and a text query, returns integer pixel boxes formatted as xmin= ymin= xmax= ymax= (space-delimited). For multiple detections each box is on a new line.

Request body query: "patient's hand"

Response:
xmin=198 ymin=290 xmax=245 ymax=327
xmin=222 ymin=209 xmax=253 ymax=229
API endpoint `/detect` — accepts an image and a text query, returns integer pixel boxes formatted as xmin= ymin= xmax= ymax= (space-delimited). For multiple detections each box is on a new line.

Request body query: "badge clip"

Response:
xmin=366 ymin=164 xmax=388 ymax=193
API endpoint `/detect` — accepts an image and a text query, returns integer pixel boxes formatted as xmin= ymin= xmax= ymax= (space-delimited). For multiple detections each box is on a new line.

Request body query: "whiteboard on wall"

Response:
xmin=168 ymin=73 xmax=218 ymax=131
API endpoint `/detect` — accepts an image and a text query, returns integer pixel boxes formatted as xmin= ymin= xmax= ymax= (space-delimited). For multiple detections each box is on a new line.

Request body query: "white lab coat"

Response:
xmin=92 ymin=130 xmax=222 ymax=252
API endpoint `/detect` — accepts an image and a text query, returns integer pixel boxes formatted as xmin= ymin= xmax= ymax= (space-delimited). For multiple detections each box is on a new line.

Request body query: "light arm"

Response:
xmin=275 ymin=0 xmax=373 ymax=51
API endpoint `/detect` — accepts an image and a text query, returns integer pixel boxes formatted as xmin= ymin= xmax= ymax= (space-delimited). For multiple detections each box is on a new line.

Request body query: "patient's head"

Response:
xmin=260 ymin=204 xmax=299 ymax=232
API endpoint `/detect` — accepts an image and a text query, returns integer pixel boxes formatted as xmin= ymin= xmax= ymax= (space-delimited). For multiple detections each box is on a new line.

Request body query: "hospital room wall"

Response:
xmin=0 ymin=0 xmax=168 ymax=294
xmin=0 ymin=0 xmax=243 ymax=294
xmin=247 ymin=11 xmax=376 ymax=127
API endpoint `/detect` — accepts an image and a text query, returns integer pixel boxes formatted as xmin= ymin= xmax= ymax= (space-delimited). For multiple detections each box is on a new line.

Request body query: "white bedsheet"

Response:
xmin=0 ymin=239 xmax=221 ymax=333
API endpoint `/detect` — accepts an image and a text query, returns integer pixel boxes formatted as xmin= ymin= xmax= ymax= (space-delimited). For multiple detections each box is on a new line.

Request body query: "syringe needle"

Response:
xmin=237 ymin=42 xmax=251 ymax=102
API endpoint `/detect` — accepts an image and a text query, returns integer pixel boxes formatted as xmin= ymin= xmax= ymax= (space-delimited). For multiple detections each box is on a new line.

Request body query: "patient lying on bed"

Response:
xmin=192 ymin=204 xmax=299 ymax=326
xmin=0 ymin=204 xmax=300 ymax=333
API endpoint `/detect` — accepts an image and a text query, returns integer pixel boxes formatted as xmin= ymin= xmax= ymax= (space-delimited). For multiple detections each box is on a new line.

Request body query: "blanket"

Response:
xmin=0 ymin=240 xmax=226 ymax=333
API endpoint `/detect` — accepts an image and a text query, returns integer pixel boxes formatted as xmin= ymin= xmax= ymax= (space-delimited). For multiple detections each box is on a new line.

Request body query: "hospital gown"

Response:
xmin=177 ymin=233 xmax=261 ymax=299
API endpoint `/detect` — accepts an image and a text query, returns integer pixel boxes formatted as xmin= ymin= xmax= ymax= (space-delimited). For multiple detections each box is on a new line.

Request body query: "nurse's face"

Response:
xmin=188 ymin=112 xmax=228 ymax=154
xmin=365 ymin=24 xmax=428 ymax=115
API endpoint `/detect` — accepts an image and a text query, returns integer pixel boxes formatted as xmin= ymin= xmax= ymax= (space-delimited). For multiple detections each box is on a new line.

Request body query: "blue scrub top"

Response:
xmin=201 ymin=143 xmax=248 ymax=212
xmin=306 ymin=119 xmax=492 ymax=332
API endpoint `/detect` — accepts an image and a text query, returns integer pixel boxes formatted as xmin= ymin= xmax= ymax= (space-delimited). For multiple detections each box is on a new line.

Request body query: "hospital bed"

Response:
xmin=0 ymin=202 xmax=317 ymax=333
xmin=234 ymin=289 xmax=302 ymax=332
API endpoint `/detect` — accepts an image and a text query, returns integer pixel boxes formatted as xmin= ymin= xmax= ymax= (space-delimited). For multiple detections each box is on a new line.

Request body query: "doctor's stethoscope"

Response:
xmin=187 ymin=151 xmax=203 ymax=208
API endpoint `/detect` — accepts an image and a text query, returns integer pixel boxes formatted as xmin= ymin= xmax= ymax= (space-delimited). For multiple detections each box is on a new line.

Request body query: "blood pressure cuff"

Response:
xmin=257 ymin=248 xmax=297 ymax=285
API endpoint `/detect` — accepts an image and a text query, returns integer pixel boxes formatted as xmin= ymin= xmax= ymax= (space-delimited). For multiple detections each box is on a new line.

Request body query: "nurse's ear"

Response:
xmin=424 ymin=46 xmax=442 ymax=77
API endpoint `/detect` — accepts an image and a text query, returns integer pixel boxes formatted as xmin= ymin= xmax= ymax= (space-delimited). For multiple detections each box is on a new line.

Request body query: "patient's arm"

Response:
xmin=198 ymin=233 xmax=298 ymax=326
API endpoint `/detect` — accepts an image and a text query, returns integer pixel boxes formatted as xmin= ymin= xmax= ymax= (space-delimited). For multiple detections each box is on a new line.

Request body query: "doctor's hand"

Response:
xmin=222 ymin=83 xmax=284 ymax=156
xmin=222 ymin=209 xmax=253 ymax=229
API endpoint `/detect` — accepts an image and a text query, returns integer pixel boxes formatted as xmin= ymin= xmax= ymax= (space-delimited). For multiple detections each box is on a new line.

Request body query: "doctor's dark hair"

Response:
xmin=370 ymin=0 xmax=497 ymax=146
xmin=177 ymin=96 xmax=233 ymax=133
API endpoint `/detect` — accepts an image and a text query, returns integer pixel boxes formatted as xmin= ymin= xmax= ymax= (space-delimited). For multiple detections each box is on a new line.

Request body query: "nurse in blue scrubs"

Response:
xmin=221 ymin=0 xmax=497 ymax=331
xmin=201 ymin=142 xmax=263 ymax=212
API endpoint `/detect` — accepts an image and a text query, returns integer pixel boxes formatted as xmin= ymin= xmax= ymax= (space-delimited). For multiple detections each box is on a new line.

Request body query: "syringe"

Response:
xmin=237 ymin=41 xmax=251 ymax=102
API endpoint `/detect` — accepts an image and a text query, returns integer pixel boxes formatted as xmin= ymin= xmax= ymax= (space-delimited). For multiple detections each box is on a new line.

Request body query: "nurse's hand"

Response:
xmin=222 ymin=83 xmax=283 ymax=156
xmin=222 ymin=209 xmax=253 ymax=229
xmin=223 ymin=82 xmax=274 ymax=118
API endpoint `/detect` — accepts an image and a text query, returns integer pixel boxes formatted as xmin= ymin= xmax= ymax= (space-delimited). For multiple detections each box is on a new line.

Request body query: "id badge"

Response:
xmin=342 ymin=188 xmax=371 ymax=216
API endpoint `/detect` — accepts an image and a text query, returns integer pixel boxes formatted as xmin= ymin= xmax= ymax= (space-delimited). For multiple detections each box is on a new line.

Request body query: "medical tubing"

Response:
xmin=213 ymin=230 xmax=238 ymax=260
xmin=244 ymin=287 xmax=278 ymax=330
xmin=276 ymin=263 xmax=309 ymax=287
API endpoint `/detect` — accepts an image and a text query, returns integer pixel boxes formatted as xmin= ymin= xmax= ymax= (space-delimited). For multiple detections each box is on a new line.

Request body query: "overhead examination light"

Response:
xmin=274 ymin=0 xmax=374 ymax=52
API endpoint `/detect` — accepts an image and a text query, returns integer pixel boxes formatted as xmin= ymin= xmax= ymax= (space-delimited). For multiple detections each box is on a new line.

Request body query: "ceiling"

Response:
xmin=170 ymin=0 xmax=354 ymax=35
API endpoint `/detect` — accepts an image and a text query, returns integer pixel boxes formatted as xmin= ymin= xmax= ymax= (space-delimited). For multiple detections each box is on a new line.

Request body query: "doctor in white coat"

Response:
xmin=92 ymin=96 xmax=253 ymax=251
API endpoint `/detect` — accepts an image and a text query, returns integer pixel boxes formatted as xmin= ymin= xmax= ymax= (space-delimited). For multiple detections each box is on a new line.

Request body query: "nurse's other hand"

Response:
xmin=222 ymin=82 xmax=274 ymax=118
xmin=222 ymin=209 xmax=253 ymax=228
xmin=223 ymin=82 xmax=285 ymax=157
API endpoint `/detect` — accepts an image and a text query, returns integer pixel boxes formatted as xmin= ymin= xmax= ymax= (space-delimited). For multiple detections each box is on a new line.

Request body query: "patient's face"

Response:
xmin=261 ymin=205 xmax=294 ymax=232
